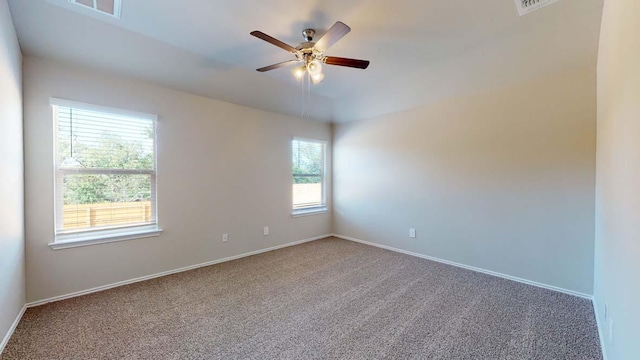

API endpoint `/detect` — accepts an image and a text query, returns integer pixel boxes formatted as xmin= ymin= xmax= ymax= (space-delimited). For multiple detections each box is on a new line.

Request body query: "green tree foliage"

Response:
xmin=292 ymin=140 xmax=323 ymax=184
xmin=60 ymin=121 xmax=154 ymax=205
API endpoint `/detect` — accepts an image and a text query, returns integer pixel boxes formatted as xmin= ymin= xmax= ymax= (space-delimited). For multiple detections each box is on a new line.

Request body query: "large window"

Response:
xmin=51 ymin=98 xmax=160 ymax=247
xmin=292 ymin=138 xmax=327 ymax=216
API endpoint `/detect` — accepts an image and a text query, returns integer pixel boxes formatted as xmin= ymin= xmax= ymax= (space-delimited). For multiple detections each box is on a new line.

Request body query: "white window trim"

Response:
xmin=50 ymin=98 xmax=157 ymax=121
xmin=50 ymin=98 xmax=161 ymax=249
xmin=292 ymin=207 xmax=328 ymax=217
xmin=291 ymin=137 xmax=329 ymax=217
xmin=69 ymin=0 xmax=123 ymax=19
xmin=49 ymin=225 xmax=163 ymax=250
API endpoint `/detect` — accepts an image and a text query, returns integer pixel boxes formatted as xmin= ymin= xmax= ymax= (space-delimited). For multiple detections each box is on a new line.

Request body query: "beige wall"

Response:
xmin=23 ymin=57 xmax=331 ymax=303
xmin=0 ymin=0 xmax=25 ymax=350
xmin=333 ymin=64 xmax=596 ymax=295
xmin=594 ymin=0 xmax=640 ymax=358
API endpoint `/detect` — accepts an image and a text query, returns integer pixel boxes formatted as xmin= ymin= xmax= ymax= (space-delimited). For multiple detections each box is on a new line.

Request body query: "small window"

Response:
xmin=292 ymin=138 xmax=327 ymax=216
xmin=51 ymin=99 xmax=159 ymax=245
xmin=69 ymin=0 xmax=122 ymax=18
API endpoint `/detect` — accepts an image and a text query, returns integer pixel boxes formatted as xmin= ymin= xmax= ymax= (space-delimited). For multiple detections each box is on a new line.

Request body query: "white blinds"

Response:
xmin=292 ymin=138 xmax=326 ymax=211
xmin=52 ymin=99 xmax=157 ymax=234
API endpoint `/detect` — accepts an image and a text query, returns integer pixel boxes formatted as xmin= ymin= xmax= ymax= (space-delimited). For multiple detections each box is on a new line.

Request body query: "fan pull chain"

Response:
xmin=300 ymin=71 xmax=312 ymax=120
xmin=307 ymin=72 xmax=311 ymax=119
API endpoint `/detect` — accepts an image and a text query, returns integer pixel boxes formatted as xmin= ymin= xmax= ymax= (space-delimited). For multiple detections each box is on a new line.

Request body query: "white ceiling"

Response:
xmin=8 ymin=0 xmax=603 ymax=122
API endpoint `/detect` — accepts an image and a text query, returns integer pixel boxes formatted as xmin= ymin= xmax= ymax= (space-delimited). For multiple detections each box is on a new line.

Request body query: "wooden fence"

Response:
xmin=63 ymin=201 xmax=152 ymax=230
xmin=63 ymin=183 xmax=322 ymax=230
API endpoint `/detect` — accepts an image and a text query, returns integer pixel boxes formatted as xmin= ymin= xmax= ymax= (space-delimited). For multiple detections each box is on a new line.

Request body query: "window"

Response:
xmin=70 ymin=0 xmax=122 ymax=18
xmin=51 ymin=98 xmax=161 ymax=249
xmin=292 ymin=138 xmax=327 ymax=216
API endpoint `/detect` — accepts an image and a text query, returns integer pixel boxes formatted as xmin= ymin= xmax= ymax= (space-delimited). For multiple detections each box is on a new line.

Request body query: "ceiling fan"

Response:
xmin=250 ymin=21 xmax=370 ymax=84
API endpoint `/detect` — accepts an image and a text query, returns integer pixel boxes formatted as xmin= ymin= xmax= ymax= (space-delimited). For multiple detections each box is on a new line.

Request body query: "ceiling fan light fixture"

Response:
xmin=251 ymin=21 xmax=370 ymax=86
xmin=310 ymin=73 xmax=325 ymax=84
xmin=307 ymin=60 xmax=323 ymax=76
xmin=291 ymin=65 xmax=306 ymax=80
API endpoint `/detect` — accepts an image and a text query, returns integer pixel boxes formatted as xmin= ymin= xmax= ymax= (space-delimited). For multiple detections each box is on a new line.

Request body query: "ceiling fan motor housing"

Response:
xmin=297 ymin=29 xmax=320 ymax=65
xmin=302 ymin=28 xmax=315 ymax=41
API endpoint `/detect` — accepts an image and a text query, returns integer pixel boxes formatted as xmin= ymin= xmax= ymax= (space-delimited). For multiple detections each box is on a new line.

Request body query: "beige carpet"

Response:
xmin=1 ymin=237 xmax=601 ymax=359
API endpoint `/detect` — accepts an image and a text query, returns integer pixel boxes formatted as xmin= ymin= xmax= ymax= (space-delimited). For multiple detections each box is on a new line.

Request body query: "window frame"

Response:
xmin=291 ymin=137 xmax=328 ymax=217
xmin=49 ymin=98 xmax=162 ymax=250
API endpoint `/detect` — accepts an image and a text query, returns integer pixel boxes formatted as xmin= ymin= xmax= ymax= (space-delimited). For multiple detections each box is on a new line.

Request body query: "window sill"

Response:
xmin=49 ymin=227 xmax=163 ymax=250
xmin=292 ymin=208 xmax=328 ymax=217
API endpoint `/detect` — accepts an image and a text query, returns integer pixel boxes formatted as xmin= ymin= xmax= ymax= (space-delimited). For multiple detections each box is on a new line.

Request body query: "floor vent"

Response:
xmin=69 ymin=0 xmax=122 ymax=18
xmin=515 ymin=0 xmax=558 ymax=16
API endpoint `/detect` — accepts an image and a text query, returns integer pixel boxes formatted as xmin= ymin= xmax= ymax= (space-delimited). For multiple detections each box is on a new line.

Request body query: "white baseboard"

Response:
xmin=27 ymin=234 xmax=331 ymax=308
xmin=0 ymin=305 xmax=26 ymax=355
xmin=332 ymin=234 xmax=593 ymax=300
xmin=592 ymin=298 xmax=609 ymax=360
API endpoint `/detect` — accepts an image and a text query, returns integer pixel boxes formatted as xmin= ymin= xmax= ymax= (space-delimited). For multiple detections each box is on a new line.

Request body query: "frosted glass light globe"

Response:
xmin=307 ymin=60 xmax=323 ymax=76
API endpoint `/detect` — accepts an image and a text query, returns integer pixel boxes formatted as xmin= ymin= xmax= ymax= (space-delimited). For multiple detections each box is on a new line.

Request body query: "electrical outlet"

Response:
xmin=263 ymin=226 xmax=269 ymax=236
xmin=409 ymin=228 xmax=416 ymax=238
xmin=222 ymin=233 xmax=228 ymax=242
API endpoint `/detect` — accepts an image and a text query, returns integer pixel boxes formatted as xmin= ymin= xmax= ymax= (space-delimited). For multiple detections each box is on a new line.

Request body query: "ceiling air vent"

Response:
xmin=69 ymin=0 xmax=122 ymax=18
xmin=515 ymin=0 xmax=558 ymax=16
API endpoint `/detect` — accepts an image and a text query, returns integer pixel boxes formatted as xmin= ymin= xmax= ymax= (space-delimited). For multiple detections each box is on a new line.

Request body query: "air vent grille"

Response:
xmin=515 ymin=0 xmax=558 ymax=16
xmin=69 ymin=0 xmax=122 ymax=18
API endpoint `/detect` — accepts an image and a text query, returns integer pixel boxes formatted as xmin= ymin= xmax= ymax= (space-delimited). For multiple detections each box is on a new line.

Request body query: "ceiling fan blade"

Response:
xmin=250 ymin=31 xmax=298 ymax=53
xmin=324 ymin=56 xmax=370 ymax=69
xmin=256 ymin=60 xmax=299 ymax=72
xmin=314 ymin=21 xmax=351 ymax=52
